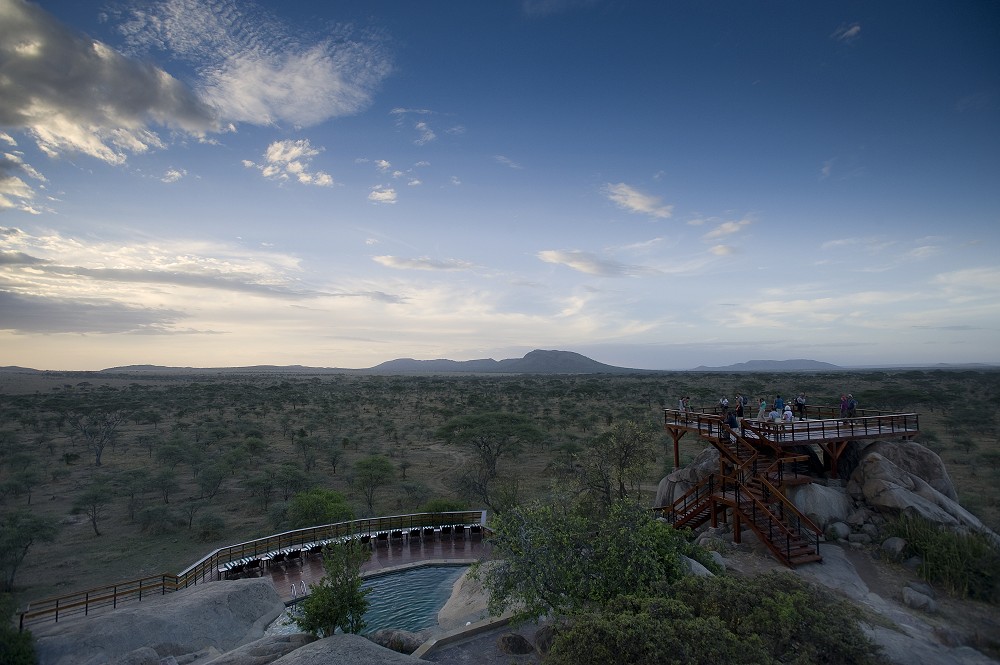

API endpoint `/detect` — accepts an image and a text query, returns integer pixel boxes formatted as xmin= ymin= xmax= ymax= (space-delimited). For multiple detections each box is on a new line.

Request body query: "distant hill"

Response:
xmin=369 ymin=349 xmax=645 ymax=374
xmin=691 ymin=359 xmax=843 ymax=372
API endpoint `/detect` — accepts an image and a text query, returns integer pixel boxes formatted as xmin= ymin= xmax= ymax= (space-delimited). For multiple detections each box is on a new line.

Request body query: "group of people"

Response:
xmin=677 ymin=391 xmax=859 ymax=424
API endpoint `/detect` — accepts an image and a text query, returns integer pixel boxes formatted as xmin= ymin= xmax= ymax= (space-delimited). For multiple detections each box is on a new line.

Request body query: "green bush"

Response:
xmin=548 ymin=574 xmax=886 ymax=665
xmin=195 ymin=513 xmax=226 ymax=542
xmin=0 ymin=594 xmax=36 ymax=665
xmin=419 ymin=497 xmax=468 ymax=513
xmin=886 ymin=514 xmax=1000 ymax=603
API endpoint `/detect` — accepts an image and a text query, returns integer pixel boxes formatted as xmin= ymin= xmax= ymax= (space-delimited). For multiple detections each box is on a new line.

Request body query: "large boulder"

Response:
xmin=861 ymin=440 xmax=958 ymax=500
xmin=850 ymin=453 xmax=1000 ymax=546
xmin=203 ymin=634 xmax=316 ymax=665
xmin=269 ymin=633 xmax=424 ymax=664
xmin=33 ymin=579 xmax=285 ymax=665
xmin=786 ymin=483 xmax=854 ymax=530
xmin=653 ymin=446 xmax=718 ymax=508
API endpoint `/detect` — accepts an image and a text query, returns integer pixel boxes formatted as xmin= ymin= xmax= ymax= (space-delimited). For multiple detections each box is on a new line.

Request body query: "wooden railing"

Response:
xmin=18 ymin=510 xmax=486 ymax=630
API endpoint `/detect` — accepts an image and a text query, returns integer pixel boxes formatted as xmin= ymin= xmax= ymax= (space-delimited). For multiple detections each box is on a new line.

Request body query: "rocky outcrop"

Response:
xmin=203 ymin=634 xmax=316 ymax=665
xmin=653 ymin=446 xmax=718 ymax=507
xmin=33 ymin=578 xmax=285 ymax=665
xmin=367 ymin=628 xmax=425 ymax=654
xmin=848 ymin=452 xmax=999 ymax=546
xmin=268 ymin=634 xmax=423 ymax=664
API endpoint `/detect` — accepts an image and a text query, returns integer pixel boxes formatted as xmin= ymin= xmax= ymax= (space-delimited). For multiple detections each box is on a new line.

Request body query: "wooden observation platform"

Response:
xmin=654 ymin=405 xmax=919 ymax=567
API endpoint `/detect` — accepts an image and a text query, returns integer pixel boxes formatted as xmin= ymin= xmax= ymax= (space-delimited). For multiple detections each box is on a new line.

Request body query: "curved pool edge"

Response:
xmin=411 ymin=611 xmax=516 ymax=659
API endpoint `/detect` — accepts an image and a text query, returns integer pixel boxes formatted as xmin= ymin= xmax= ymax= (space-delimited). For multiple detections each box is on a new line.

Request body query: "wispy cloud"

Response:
xmin=243 ymin=139 xmax=333 ymax=186
xmin=494 ymin=155 xmax=522 ymax=169
xmin=373 ymin=256 xmax=473 ymax=271
xmin=603 ymin=183 xmax=673 ymax=219
xmin=537 ymin=249 xmax=658 ymax=277
xmin=162 ymin=168 xmax=187 ymax=183
xmin=831 ymin=22 xmax=861 ymax=43
xmin=0 ymin=0 xmax=218 ymax=166
xmin=702 ymin=219 xmax=751 ymax=240
xmin=116 ymin=0 xmax=391 ymax=127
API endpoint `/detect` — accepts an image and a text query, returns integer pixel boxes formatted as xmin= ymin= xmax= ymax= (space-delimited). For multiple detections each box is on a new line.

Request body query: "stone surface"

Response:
xmin=826 ymin=521 xmax=851 ymax=541
xmin=786 ymin=482 xmax=854 ymax=529
xmin=496 ymin=632 xmax=534 ymax=655
xmin=902 ymin=587 xmax=938 ymax=614
xmin=368 ymin=628 xmax=425 ymax=655
xmin=881 ymin=536 xmax=908 ymax=561
xmin=34 ymin=579 xmax=285 ymax=665
xmin=437 ymin=565 xmax=492 ymax=630
xmin=862 ymin=440 xmax=958 ymax=500
xmin=202 ymin=634 xmax=316 ymax=665
xmin=268 ymin=634 xmax=424 ymax=664
xmin=113 ymin=646 xmax=160 ymax=665
xmin=653 ymin=446 xmax=719 ymax=508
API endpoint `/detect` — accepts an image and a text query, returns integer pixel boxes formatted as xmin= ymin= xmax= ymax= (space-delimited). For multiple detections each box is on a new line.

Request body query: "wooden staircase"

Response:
xmin=655 ymin=422 xmax=823 ymax=567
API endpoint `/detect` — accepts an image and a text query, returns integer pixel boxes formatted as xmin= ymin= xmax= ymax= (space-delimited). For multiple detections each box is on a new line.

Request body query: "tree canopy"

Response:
xmin=292 ymin=541 xmax=370 ymax=636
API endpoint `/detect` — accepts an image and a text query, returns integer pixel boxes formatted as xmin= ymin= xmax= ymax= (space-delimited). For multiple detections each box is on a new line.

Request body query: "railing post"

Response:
xmin=85 ymin=591 xmax=89 ymax=616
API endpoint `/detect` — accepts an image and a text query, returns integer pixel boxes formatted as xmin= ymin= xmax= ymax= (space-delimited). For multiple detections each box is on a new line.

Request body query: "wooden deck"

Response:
xmin=658 ymin=404 xmax=920 ymax=567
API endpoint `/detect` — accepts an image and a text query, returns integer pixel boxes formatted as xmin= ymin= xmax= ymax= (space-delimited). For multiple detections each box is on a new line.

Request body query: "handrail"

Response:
xmin=653 ymin=474 xmax=715 ymax=525
xmin=18 ymin=510 xmax=486 ymax=630
xmin=733 ymin=483 xmax=812 ymax=565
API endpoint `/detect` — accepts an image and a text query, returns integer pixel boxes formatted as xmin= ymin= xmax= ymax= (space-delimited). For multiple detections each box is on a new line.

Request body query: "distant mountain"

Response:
xmin=370 ymin=349 xmax=645 ymax=374
xmin=0 ymin=366 xmax=44 ymax=373
xmin=691 ymin=359 xmax=843 ymax=372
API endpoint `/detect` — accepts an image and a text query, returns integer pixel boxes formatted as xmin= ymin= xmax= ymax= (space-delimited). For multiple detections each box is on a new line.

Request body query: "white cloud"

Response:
xmin=373 ymin=256 xmax=473 ymax=271
xmin=162 ymin=168 xmax=187 ymax=183
xmin=709 ymin=244 xmax=734 ymax=256
xmin=244 ymin=139 xmax=334 ymax=186
xmin=0 ymin=0 xmax=217 ymax=165
xmin=368 ymin=186 xmax=397 ymax=203
xmin=414 ymin=121 xmax=436 ymax=145
xmin=603 ymin=183 xmax=673 ymax=219
xmin=703 ymin=219 xmax=751 ymax=240
xmin=117 ymin=0 xmax=391 ymax=128
xmin=831 ymin=23 xmax=861 ymax=43
xmin=537 ymin=249 xmax=658 ymax=277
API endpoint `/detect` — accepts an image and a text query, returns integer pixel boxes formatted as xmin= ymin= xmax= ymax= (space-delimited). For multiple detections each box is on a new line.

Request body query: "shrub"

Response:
xmin=886 ymin=514 xmax=1000 ymax=603
xmin=195 ymin=513 xmax=226 ymax=542
xmin=419 ymin=497 xmax=468 ymax=513
xmin=0 ymin=594 xmax=36 ymax=665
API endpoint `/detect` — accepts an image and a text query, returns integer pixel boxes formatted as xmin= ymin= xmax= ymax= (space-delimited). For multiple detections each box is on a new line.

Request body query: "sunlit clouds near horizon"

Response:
xmin=1 ymin=0 xmax=998 ymax=370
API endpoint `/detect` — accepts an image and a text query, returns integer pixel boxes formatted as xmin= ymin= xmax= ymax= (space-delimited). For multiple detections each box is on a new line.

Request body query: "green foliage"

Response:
xmin=420 ymin=497 xmax=468 ymax=513
xmin=0 ymin=511 xmax=58 ymax=592
xmin=0 ymin=594 xmax=37 ymax=665
xmin=195 ymin=513 xmax=226 ymax=542
xmin=886 ymin=515 xmax=1000 ymax=603
xmin=287 ymin=488 xmax=353 ymax=528
xmin=474 ymin=498 xmax=716 ymax=623
xmin=668 ymin=573 xmax=886 ymax=664
xmin=576 ymin=419 xmax=657 ymax=511
xmin=548 ymin=574 xmax=887 ymax=665
xmin=291 ymin=541 xmax=371 ymax=636
xmin=353 ymin=455 xmax=394 ymax=514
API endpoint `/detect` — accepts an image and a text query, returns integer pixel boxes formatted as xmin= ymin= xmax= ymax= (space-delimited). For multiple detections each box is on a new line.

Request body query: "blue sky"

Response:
xmin=1 ymin=0 xmax=998 ymax=371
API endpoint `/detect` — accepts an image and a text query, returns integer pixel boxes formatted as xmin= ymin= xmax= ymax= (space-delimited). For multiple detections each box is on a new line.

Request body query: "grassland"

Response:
xmin=1 ymin=367 xmax=998 ymax=611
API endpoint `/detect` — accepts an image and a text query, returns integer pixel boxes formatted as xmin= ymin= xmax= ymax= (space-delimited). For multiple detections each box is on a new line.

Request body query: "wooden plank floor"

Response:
xmin=264 ymin=535 xmax=488 ymax=603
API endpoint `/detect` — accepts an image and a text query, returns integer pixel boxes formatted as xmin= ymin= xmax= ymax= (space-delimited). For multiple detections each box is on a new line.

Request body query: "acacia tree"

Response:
xmin=0 ymin=509 xmax=58 ymax=591
xmin=353 ymin=455 xmax=394 ymax=514
xmin=437 ymin=412 xmax=545 ymax=510
xmin=61 ymin=390 xmax=134 ymax=466
xmin=578 ymin=420 xmax=657 ymax=510
xmin=73 ymin=480 xmax=113 ymax=536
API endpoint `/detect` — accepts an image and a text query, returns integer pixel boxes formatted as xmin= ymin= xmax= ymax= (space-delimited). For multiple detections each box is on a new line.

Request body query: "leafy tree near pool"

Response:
xmin=287 ymin=488 xmax=353 ymax=529
xmin=0 ymin=510 xmax=58 ymax=592
xmin=473 ymin=498 xmax=718 ymax=623
xmin=292 ymin=540 xmax=370 ymax=637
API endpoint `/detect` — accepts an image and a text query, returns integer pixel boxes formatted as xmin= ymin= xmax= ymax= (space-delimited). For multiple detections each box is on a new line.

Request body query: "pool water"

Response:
xmin=268 ymin=564 xmax=468 ymax=636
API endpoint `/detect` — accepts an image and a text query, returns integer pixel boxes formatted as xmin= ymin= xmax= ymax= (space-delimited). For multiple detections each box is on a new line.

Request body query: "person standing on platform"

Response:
xmin=795 ymin=393 xmax=807 ymax=420
xmin=840 ymin=394 xmax=849 ymax=420
xmin=757 ymin=398 xmax=768 ymax=422
xmin=774 ymin=394 xmax=785 ymax=413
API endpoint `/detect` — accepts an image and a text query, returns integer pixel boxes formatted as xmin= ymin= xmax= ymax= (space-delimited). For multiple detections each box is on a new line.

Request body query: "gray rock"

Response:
xmin=496 ymin=632 xmax=534 ymax=655
xmin=862 ymin=440 xmax=958 ymax=500
xmin=847 ymin=507 xmax=871 ymax=527
xmin=902 ymin=586 xmax=938 ymax=613
xmin=708 ymin=550 xmax=726 ymax=571
xmin=534 ymin=624 xmax=557 ymax=656
xmin=881 ymin=536 xmax=908 ymax=561
xmin=34 ymin=579 xmax=285 ymax=665
xmin=367 ymin=629 xmax=424 ymax=655
xmin=848 ymin=532 xmax=872 ymax=545
xmin=682 ymin=555 xmax=714 ymax=577
xmin=861 ymin=523 xmax=880 ymax=539
xmin=112 ymin=647 xmax=160 ymax=665
xmin=269 ymin=634 xmax=423 ymax=664
xmin=203 ymin=634 xmax=316 ymax=665
xmin=826 ymin=521 xmax=851 ymax=541
xmin=653 ymin=447 xmax=719 ymax=507
xmin=906 ymin=580 xmax=936 ymax=599
xmin=787 ymin=483 xmax=853 ymax=530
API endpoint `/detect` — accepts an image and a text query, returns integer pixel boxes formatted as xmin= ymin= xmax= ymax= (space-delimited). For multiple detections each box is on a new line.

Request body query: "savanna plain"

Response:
xmin=2 ymin=367 xmax=999 ymax=613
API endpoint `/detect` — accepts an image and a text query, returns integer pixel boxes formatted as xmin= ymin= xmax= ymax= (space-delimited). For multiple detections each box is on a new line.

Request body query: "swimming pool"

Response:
xmin=268 ymin=564 xmax=469 ymax=636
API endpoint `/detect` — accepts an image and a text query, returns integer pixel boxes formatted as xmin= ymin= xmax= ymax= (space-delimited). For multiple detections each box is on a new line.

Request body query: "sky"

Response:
xmin=1 ymin=0 xmax=998 ymax=371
